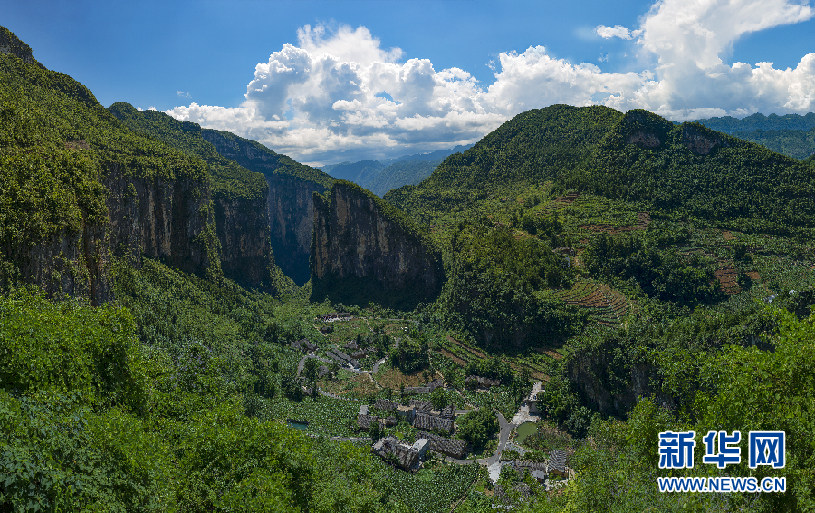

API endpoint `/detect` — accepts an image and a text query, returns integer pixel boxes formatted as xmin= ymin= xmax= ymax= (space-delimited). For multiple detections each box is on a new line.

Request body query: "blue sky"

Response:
xmin=3 ymin=0 xmax=814 ymax=165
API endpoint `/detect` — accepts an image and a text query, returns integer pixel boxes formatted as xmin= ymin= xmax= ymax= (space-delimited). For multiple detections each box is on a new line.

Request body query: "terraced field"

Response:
xmin=556 ymin=281 xmax=632 ymax=326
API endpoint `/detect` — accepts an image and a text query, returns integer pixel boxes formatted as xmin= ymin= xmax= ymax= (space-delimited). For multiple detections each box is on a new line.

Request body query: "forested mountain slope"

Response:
xmin=6 ymin=24 xmax=815 ymax=513
xmin=0 ymin=26 xmax=224 ymax=302
xmin=569 ymin=110 xmax=815 ymax=234
xmin=323 ymin=144 xmax=474 ymax=197
xmin=365 ymin=158 xmax=442 ymax=197
xmin=385 ymin=105 xmax=624 ymax=221
xmin=388 ymin=106 xmax=815 ymax=236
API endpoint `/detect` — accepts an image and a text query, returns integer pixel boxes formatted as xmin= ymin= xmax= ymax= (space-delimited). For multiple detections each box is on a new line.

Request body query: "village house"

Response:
xmin=373 ymin=399 xmax=397 ymax=412
xmin=371 ymin=437 xmax=425 ymax=471
xmin=316 ymin=313 xmax=352 ymax=323
xmin=416 ymin=431 xmax=467 ymax=459
xmin=413 ymin=412 xmax=454 ymax=434
xmin=291 ymin=338 xmax=318 ymax=353
xmin=402 ymin=378 xmax=444 ymax=395
xmin=548 ymin=450 xmax=568 ymax=478
xmin=357 ymin=414 xmax=396 ymax=431
xmin=395 ymin=404 xmax=416 ymax=424
xmin=505 ymin=460 xmax=548 ymax=482
xmin=326 ymin=347 xmax=359 ymax=369
xmin=409 ymin=399 xmax=433 ymax=413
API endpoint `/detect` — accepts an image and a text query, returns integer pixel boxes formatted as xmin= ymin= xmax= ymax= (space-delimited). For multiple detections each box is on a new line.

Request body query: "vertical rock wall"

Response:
xmin=213 ymin=192 xmax=273 ymax=289
xmin=265 ymin=175 xmax=320 ymax=285
xmin=103 ymin=162 xmax=217 ymax=277
xmin=311 ymin=181 xmax=444 ymax=310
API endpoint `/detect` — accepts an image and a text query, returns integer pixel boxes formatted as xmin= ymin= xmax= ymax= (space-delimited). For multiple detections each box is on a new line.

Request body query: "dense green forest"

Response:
xmin=4 ymin=25 xmax=815 ymax=512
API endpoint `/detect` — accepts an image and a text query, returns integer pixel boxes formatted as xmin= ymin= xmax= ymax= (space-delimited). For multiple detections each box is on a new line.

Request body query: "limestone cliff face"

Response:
xmin=566 ymin=351 xmax=674 ymax=417
xmin=311 ymin=181 xmax=444 ymax=310
xmin=213 ymin=192 xmax=272 ymax=289
xmin=264 ymin=175 xmax=318 ymax=285
xmin=2 ymin=224 xmax=112 ymax=306
xmin=0 ymin=27 xmax=42 ymax=67
xmin=2 ymin=162 xmax=216 ymax=306
xmin=103 ymin=163 xmax=217 ymax=277
xmin=682 ymin=123 xmax=731 ymax=156
xmin=201 ymin=129 xmax=330 ymax=285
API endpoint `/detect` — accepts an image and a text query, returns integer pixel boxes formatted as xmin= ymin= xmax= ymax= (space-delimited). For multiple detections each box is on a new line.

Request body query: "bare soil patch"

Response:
xmin=319 ymin=372 xmax=378 ymax=397
xmin=715 ymin=266 xmax=741 ymax=295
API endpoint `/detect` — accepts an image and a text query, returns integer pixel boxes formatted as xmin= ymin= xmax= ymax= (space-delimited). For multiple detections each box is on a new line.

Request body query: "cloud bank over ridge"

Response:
xmin=167 ymin=0 xmax=815 ymax=165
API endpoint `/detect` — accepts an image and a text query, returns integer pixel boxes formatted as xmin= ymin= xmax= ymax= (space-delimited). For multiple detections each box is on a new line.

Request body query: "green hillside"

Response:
xmin=323 ymin=153 xmax=459 ymax=198
xmin=389 ymin=106 xmax=815 ymax=235
xmin=570 ymin=110 xmax=815 ymax=234
xmin=6 ymin=23 xmax=815 ymax=512
xmin=385 ymin=105 xmax=624 ymax=222
xmin=366 ymin=158 xmax=442 ymax=197
xmin=108 ymin=102 xmax=267 ymax=202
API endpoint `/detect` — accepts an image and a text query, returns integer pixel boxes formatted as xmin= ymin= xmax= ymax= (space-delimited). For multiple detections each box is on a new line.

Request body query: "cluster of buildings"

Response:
xmin=360 ymin=398 xmax=468 ymax=470
xmin=499 ymin=451 xmax=568 ymax=482
xmin=402 ymin=378 xmax=445 ymax=395
xmin=342 ymin=340 xmax=378 ymax=361
xmin=363 ymin=398 xmax=456 ymax=434
xmin=326 ymin=347 xmax=360 ymax=369
xmin=371 ymin=436 xmax=430 ymax=471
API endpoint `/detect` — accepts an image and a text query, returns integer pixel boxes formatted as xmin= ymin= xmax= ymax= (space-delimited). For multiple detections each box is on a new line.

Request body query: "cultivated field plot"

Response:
xmin=264 ymin=396 xmax=362 ymax=437
xmin=318 ymin=369 xmax=379 ymax=398
xmin=753 ymin=255 xmax=815 ymax=291
xmin=578 ymin=211 xmax=651 ymax=235
xmin=382 ymin=462 xmax=481 ymax=513
xmin=314 ymin=318 xmax=373 ymax=345
xmin=555 ymin=194 xmax=645 ymax=231
xmin=555 ymin=281 xmax=632 ymax=326
xmin=374 ymin=363 xmax=439 ymax=390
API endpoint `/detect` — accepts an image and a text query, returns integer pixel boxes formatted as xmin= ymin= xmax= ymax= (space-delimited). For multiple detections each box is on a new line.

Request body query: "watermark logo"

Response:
xmin=703 ymin=430 xmax=741 ymax=468
xmin=658 ymin=430 xmax=696 ymax=469
xmin=749 ymin=431 xmax=785 ymax=469
xmin=657 ymin=430 xmax=786 ymax=493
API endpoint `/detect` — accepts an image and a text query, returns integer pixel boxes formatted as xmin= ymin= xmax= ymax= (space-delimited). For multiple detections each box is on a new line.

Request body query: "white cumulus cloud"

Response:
xmin=168 ymin=2 xmax=815 ymax=166
xmin=595 ymin=25 xmax=642 ymax=40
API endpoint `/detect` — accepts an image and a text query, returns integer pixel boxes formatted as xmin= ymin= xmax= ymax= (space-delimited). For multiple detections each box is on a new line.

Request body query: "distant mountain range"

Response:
xmin=688 ymin=112 xmax=815 ymax=160
xmin=689 ymin=112 xmax=815 ymax=133
xmin=321 ymin=144 xmax=474 ymax=196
